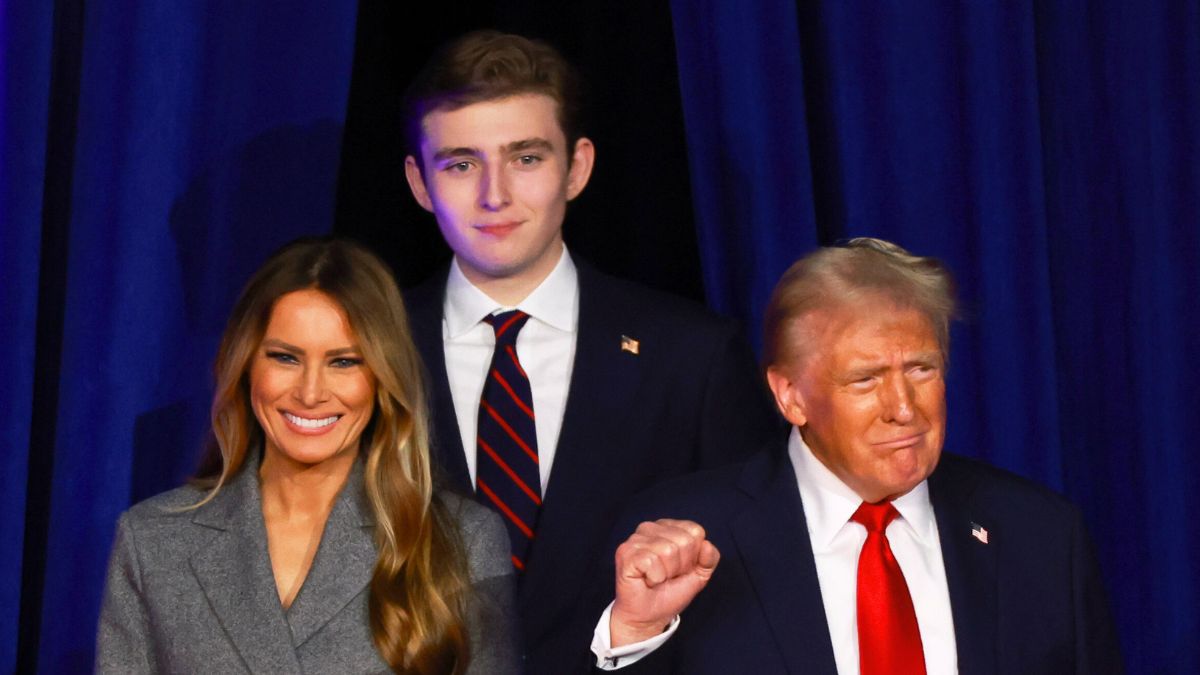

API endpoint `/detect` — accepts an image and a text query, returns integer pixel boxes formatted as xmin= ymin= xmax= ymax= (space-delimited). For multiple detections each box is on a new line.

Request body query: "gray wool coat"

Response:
xmin=95 ymin=459 xmax=519 ymax=674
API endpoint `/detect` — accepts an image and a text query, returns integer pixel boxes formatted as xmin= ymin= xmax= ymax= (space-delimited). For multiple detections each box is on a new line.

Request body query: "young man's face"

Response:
xmin=405 ymin=93 xmax=594 ymax=293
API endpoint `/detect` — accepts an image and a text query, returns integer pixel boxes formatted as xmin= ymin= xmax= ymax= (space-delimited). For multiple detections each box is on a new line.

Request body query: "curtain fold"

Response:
xmin=0 ymin=2 xmax=55 ymax=671
xmin=670 ymin=0 xmax=820 ymax=350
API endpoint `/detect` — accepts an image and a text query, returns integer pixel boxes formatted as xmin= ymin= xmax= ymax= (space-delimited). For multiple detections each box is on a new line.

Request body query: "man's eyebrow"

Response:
xmin=431 ymin=146 xmax=481 ymax=162
xmin=843 ymin=364 xmax=888 ymax=380
xmin=840 ymin=352 xmax=942 ymax=379
xmin=504 ymin=138 xmax=554 ymax=153
xmin=905 ymin=352 xmax=943 ymax=367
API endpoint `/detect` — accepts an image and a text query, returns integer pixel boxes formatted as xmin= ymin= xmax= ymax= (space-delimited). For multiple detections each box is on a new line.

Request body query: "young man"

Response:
xmin=401 ymin=31 xmax=778 ymax=673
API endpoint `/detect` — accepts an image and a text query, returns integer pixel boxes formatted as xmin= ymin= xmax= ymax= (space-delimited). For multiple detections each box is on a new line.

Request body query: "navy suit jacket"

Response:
xmin=404 ymin=258 xmax=780 ymax=674
xmin=608 ymin=433 xmax=1123 ymax=674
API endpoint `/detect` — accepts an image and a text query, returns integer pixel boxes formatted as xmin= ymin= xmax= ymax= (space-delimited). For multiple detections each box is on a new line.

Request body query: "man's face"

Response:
xmin=404 ymin=93 xmax=594 ymax=291
xmin=767 ymin=299 xmax=946 ymax=502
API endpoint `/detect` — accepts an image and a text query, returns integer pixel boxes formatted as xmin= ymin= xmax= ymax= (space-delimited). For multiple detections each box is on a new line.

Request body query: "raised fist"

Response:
xmin=609 ymin=519 xmax=720 ymax=647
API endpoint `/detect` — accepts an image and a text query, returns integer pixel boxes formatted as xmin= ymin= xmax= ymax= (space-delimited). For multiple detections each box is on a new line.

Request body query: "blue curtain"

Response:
xmin=3 ymin=3 xmax=357 ymax=671
xmin=0 ymin=2 xmax=54 ymax=669
xmin=671 ymin=1 xmax=1199 ymax=672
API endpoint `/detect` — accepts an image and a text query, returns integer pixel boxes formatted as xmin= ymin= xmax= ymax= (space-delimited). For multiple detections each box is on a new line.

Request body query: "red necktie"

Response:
xmin=476 ymin=311 xmax=541 ymax=572
xmin=851 ymin=501 xmax=926 ymax=675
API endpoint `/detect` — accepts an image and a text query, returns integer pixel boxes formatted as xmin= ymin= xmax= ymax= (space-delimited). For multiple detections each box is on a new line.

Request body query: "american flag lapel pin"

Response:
xmin=620 ymin=335 xmax=640 ymax=355
xmin=970 ymin=522 xmax=989 ymax=544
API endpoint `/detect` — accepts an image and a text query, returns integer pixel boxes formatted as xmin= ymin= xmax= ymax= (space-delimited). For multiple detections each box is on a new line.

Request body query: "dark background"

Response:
xmin=4 ymin=1 xmax=1197 ymax=672
xmin=334 ymin=1 xmax=704 ymax=297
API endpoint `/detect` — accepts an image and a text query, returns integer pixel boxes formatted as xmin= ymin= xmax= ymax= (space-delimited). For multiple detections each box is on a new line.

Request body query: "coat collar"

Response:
xmin=729 ymin=436 xmax=840 ymax=673
xmin=928 ymin=454 xmax=999 ymax=675
xmin=730 ymin=445 xmax=1001 ymax=673
xmin=406 ymin=269 xmax=472 ymax=493
xmin=188 ymin=454 xmax=376 ymax=667
xmin=517 ymin=259 xmax=643 ymax=619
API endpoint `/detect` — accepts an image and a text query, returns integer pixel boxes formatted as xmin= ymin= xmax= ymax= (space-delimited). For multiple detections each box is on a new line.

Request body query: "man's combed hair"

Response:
xmin=763 ymin=237 xmax=958 ymax=367
xmin=403 ymin=30 xmax=585 ymax=159
xmin=192 ymin=238 xmax=472 ymax=674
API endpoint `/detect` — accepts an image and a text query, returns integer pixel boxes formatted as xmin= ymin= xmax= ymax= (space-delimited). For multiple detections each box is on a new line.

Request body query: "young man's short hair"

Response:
xmin=403 ymin=30 xmax=585 ymax=161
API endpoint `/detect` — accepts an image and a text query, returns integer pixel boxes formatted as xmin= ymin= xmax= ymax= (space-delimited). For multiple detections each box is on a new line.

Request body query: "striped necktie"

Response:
xmin=476 ymin=310 xmax=541 ymax=572
xmin=852 ymin=501 xmax=926 ymax=675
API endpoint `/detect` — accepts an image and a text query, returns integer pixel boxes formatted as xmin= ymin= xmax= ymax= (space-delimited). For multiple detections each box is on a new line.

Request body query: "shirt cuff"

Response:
xmin=590 ymin=601 xmax=680 ymax=670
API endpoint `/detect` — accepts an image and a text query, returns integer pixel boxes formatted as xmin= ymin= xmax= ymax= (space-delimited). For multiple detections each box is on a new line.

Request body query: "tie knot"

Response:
xmin=485 ymin=310 xmax=531 ymax=346
xmin=851 ymin=501 xmax=900 ymax=533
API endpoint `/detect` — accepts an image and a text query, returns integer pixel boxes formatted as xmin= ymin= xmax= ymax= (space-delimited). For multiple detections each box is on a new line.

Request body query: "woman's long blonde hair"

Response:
xmin=193 ymin=237 xmax=470 ymax=673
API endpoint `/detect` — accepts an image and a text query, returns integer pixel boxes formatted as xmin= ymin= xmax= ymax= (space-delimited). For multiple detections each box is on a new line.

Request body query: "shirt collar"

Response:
xmin=443 ymin=246 xmax=579 ymax=338
xmin=788 ymin=426 xmax=938 ymax=551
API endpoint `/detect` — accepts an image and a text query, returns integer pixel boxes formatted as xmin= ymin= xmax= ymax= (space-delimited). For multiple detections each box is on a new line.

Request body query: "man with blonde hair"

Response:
xmin=592 ymin=238 xmax=1122 ymax=674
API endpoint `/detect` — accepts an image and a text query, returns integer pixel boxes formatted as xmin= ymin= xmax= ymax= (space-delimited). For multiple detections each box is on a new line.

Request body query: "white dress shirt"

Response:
xmin=593 ymin=427 xmax=959 ymax=673
xmin=792 ymin=427 xmax=958 ymax=675
xmin=442 ymin=247 xmax=579 ymax=493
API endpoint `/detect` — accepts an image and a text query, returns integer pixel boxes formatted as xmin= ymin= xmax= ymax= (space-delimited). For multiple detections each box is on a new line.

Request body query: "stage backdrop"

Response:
xmin=6 ymin=1 xmax=1197 ymax=673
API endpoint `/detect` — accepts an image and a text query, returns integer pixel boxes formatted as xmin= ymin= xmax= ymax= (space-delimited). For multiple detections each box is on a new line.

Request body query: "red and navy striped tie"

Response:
xmin=476 ymin=310 xmax=541 ymax=572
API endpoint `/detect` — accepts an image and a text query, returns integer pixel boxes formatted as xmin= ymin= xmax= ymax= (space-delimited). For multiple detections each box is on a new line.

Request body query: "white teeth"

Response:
xmin=283 ymin=412 xmax=341 ymax=429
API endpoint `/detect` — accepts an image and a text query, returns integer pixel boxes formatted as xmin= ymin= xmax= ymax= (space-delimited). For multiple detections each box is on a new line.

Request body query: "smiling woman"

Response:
xmin=95 ymin=239 xmax=518 ymax=674
xmin=250 ymin=289 xmax=376 ymax=472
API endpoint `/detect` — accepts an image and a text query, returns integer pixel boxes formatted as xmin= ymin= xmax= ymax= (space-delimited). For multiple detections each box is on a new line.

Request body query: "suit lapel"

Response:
xmin=517 ymin=263 xmax=641 ymax=617
xmin=406 ymin=272 xmax=472 ymax=493
xmin=731 ymin=448 xmax=839 ymax=674
xmin=190 ymin=467 xmax=303 ymax=673
xmin=930 ymin=455 xmax=998 ymax=675
xmin=284 ymin=466 xmax=377 ymax=647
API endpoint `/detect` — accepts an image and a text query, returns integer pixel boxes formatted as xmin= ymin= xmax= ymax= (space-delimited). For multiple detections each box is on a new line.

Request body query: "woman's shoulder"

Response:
xmin=123 ymin=483 xmax=209 ymax=522
xmin=116 ymin=483 xmax=218 ymax=546
xmin=434 ymin=491 xmax=510 ymax=581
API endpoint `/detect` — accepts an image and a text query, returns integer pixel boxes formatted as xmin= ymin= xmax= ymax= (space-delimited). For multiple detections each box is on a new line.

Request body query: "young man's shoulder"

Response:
xmin=401 ymin=265 xmax=450 ymax=315
xmin=403 ymin=257 xmax=744 ymax=337
xmin=576 ymin=259 xmax=740 ymax=335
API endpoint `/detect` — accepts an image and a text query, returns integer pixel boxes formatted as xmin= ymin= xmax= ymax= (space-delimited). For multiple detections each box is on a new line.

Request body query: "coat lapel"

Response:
xmin=190 ymin=467 xmax=303 ymax=673
xmin=405 ymin=272 xmax=472 ymax=493
xmin=517 ymin=263 xmax=642 ymax=617
xmin=930 ymin=455 xmax=998 ymax=675
xmin=731 ymin=448 xmax=839 ymax=674
xmin=284 ymin=464 xmax=377 ymax=647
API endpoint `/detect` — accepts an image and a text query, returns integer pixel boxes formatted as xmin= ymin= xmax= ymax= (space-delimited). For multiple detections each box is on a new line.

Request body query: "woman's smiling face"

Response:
xmin=249 ymin=289 xmax=375 ymax=468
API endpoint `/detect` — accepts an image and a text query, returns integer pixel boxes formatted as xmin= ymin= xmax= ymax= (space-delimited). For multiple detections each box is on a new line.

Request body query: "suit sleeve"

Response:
xmin=461 ymin=507 xmax=521 ymax=675
xmin=1070 ymin=510 xmax=1124 ymax=674
xmin=95 ymin=514 xmax=157 ymax=674
xmin=695 ymin=323 xmax=780 ymax=467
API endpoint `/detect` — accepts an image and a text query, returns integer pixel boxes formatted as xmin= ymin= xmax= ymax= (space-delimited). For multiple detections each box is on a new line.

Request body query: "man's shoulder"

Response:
xmin=401 ymin=258 xmax=738 ymax=332
xmin=577 ymin=260 xmax=738 ymax=335
xmin=402 ymin=266 xmax=449 ymax=314
xmin=620 ymin=442 xmax=784 ymax=522
xmin=933 ymin=452 xmax=1084 ymax=526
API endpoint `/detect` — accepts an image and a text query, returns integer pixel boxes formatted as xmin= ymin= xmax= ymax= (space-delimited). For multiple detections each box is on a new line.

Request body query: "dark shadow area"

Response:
xmin=170 ymin=119 xmax=346 ymax=333
xmin=17 ymin=0 xmax=86 ymax=672
xmin=130 ymin=397 xmax=211 ymax=504
xmin=334 ymin=1 xmax=705 ymax=300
